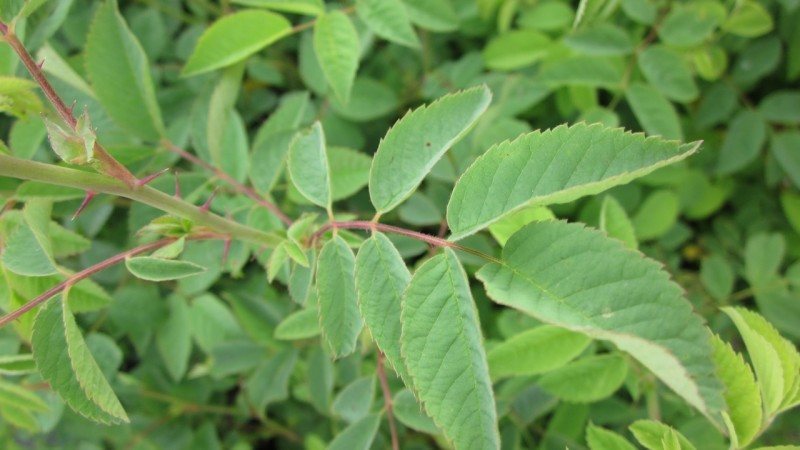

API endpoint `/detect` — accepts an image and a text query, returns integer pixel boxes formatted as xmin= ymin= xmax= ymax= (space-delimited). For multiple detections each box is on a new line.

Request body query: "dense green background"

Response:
xmin=0 ymin=0 xmax=799 ymax=448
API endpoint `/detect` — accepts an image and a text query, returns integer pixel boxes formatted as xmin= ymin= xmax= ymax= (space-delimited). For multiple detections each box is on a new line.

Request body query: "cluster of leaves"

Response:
xmin=0 ymin=0 xmax=798 ymax=449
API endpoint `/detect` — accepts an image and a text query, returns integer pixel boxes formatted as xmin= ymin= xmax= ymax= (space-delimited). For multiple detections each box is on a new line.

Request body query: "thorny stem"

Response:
xmin=376 ymin=351 xmax=400 ymax=450
xmin=0 ymin=154 xmax=282 ymax=247
xmin=0 ymin=233 xmax=222 ymax=328
xmin=0 ymin=22 xmax=139 ymax=187
xmin=161 ymin=140 xmax=292 ymax=225
xmin=313 ymin=221 xmax=502 ymax=264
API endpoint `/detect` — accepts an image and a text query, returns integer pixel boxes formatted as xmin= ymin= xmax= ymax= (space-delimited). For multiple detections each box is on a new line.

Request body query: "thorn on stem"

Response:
xmin=37 ymin=58 xmax=45 ymax=69
xmin=173 ymin=170 xmax=182 ymax=198
xmin=72 ymin=191 xmax=95 ymax=221
xmin=135 ymin=168 xmax=169 ymax=187
xmin=200 ymin=188 xmax=218 ymax=212
xmin=69 ymin=100 xmax=77 ymax=115
xmin=222 ymin=238 xmax=232 ymax=265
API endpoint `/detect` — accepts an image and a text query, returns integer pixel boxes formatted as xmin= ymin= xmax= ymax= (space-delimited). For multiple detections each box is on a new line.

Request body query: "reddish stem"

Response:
xmin=0 ymin=24 xmax=138 ymax=187
xmin=0 ymin=233 xmax=222 ymax=328
xmin=376 ymin=352 xmax=400 ymax=450
xmin=162 ymin=140 xmax=292 ymax=226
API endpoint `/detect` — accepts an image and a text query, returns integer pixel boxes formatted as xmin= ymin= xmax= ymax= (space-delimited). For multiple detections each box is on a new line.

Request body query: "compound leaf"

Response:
xmin=317 ymin=236 xmax=362 ymax=358
xmin=355 ymin=233 xmax=412 ymax=383
xmin=477 ymin=221 xmax=725 ymax=423
xmin=447 ymin=123 xmax=699 ymax=239
xmin=85 ymin=0 xmax=164 ymax=140
xmin=182 ymin=9 xmax=291 ymax=76
xmin=32 ymin=295 xmax=128 ymax=424
xmin=401 ymin=249 xmax=500 ymax=450
xmin=370 ymin=85 xmax=491 ymax=214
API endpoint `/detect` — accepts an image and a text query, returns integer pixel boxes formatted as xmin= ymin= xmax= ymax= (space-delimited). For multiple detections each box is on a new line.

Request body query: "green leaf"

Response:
xmin=2 ymin=221 xmax=57 ymax=276
xmin=0 ymin=379 xmax=48 ymax=413
xmin=723 ymin=307 xmax=800 ymax=413
xmin=355 ymin=233 xmax=411 ymax=383
xmin=32 ymin=296 xmax=128 ymax=424
xmin=638 ymin=45 xmax=698 ymax=103
xmin=488 ymin=325 xmax=591 ymax=380
xmin=781 ymin=192 xmax=800 ymax=235
xmin=447 ymin=123 xmax=699 ymax=239
xmin=156 ymin=295 xmax=192 ymax=382
xmin=482 ymin=30 xmax=552 ymax=71
xmin=370 ymin=85 xmax=492 ymax=213
xmin=182 ymin=9 xmax=291 ymax=77
xmin=700 ymin=255 xmax=735 ymax=301
xmin=723 ymin=0 xmax=773 ymax=38
xmin=538 ymin=354 xmax=628 ymax=403
xmin=85 ymin=0 xmax=164 ymax=140
xmin=488 ymin=205 xmax=555 ymax=246
xmin=288 ymin=122 xmax=332 ymax=209
xmin=356 ymin=0 xmax=419 ymax=48
xmin=393 ymin=388 xmax=440 ymax=434
xmin=329 ymin=147 xmax=371 ymax=201
xmin=600 ymin=195 xmax=637 ymax=248
xmin=625 ymin=82 xmax=683 ymax=140
xmin=314 ymin=11 xmax=360 ymax=104
xmin=125 ymin=256 xmax=206 ymax=281
xmin=43 ymin=112 xmax=95 ymax=165
xmin=477 ymin=221 xmax=725 ymax=422
xmin=403 ymin=0 xmax=458 ymax=32
xmin=717 ymin=109 xmax=766 ymax=175
xmin=245 ymin=349 xmax=298 ymax=412
xmin=565 ymin=24 xmax=634 ymax=56
xmin=630 ymin=420 xmax=696 ymax=450
xmin=710 ymin=335 xmax=762 ymax=447
xmin=759 ymin=91 xmax=800 ymax=125
xmin=332 ymin=376 xmax=375 ymax=423
xmin=539 ymin=56 xmax=624 ymax=88
xmin=327 ymin=413 xmax=381 ymax=450
xmin=329 ymin=78 xmax=399 ymax=122
xmin=274 ymin=308 xmax=321 ymax=340
xmin=658 ymin=2 xmax=724 ymax=47
xmin=317 ymin=236 xmax=362 ymax=358
xmin=632 ymin=190 xmax=680 ymax=241
xmin=587 ymin=423 xmax=637 ymax=450
xmin=231 ymin=0 xmax=324 ymax=15
xmin=772 ymin=131 xmax=800 ymax=189
xmin=401 ymin=249 xmax=500 ymax=450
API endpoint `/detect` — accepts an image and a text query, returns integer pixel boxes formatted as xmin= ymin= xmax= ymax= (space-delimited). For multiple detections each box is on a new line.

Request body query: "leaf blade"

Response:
xmin=316 ymin=236 xmax=362 ymax=358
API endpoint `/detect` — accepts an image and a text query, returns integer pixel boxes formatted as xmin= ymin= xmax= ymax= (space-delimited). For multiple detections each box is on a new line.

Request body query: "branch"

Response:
xmin=0 ymin=22 xmax=138 ymax=187
xmin=376 ymin=351 xmax=400 ymax=450
xmin=0 ymin=233 xmax=221 ymax=328
xmin=314 ymin=221 xmax=502 ymax=263
xmin=0 ymin=154 xmax=282 ymax=248
xmin=162 ymin=140 xmax=292 ymax=226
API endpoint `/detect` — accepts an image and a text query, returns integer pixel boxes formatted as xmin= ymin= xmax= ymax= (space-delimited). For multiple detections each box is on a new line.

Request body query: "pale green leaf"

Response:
xmin=85 ymin=0 xmax=164 ymax=140
xmin=32 ymin=296 xmax=128 ymax=424
xmin=717 ymin=109 xmax=766 ymax=175
xmin=638 ymin=45 xmax=698 ymax=103
xmin=288 ymin=122 xmax=332 ymax=209
xmin=626 ymin=82 xmax=683 ymax=140
xmin=329 ymin=78 xmax=399 ymax=122
xmin=565 ymin=24 xmax=634 ymax=56
xmin=329 ymin=146 xmax=371 ymax=201
xmin=488 ymin=325 xmax=591 ymax=380
xmin=447 ymin=123 xmax=699 ymax=239
xmin=700 ymin=255 xmax=735 ymax=301
xmin=327 ymin=413 xmax=381 ymax=450
xmin=156 ymin=295 xmax=192 ymax=382
xmin=274 ymin=308 xmax=321 ymax=340
xmin=600 ymin=195 xmax=637 ymax=248
xmin=125 ymin=256 xmax=206 ymax=281
xmin=355 ymin=233 xmax=411 ymax=383
xmin=723 ymin=307 xmax=800 ymax=413
xmin=393 ymin=388 xmax=440 ymax=434
xmin=317 ymin=236 xmax=362 ymax=357
xmin=401 ymin=249 xmax=500 ymax=450
xmin=2 ymin=222 xmax=57 ymax=276
xmin=710 ymin=335 xmax=762 ymax=447
xmin=0 ymin=379 xmax=48 ymax=413
xmin=632 ymin=190 xmax=680 ymax=241
xmin=332 ymin=376 xmax=375 ymax=423
xmin=538 ymin=354 xmax=628 ymax=402
xmin=477 ymin=221 xmax=725 ymax=422
xmin=482 ymin=30 xmax=552 ymax=71
xmin=658 ymin=2 xmax=724 ymax=47
xmin=403 ymin=0 xmax=458 ymax=32
xmin=314 ymin=11 xmax=360 ymax=104
xmin=356 ymin=0 xmax=419 ymax=48
xmin=587 ymin=423 xmax=637 ymax=450
xmin=488 ymin=205 xmax=555 ymax=246
xmin=630 ymin=420 xmax=696 ymax=450
xmin=771 ymin=131 xmax=800 ymax=189
xmin=370 ymin=85 xmax=492 ymax=213
xmin=539 ymin=56 xmax=624 ymax=88
xmin=231 ymin=0 xmax=324 ymax=15
xmin=245 ymin=349 xmax=298 ymax=411
xmin=182 ymin=9 xmax=292 ymax=77
xmin=723 ymin=0 xmax=773 ymax=38
xmin=759 ymin=91 xmax=800 ymax=125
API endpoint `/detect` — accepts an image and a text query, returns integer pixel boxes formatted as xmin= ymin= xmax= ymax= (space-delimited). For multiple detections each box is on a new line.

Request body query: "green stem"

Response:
xmin=0 ymin=154 xmax=282 ymax=247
